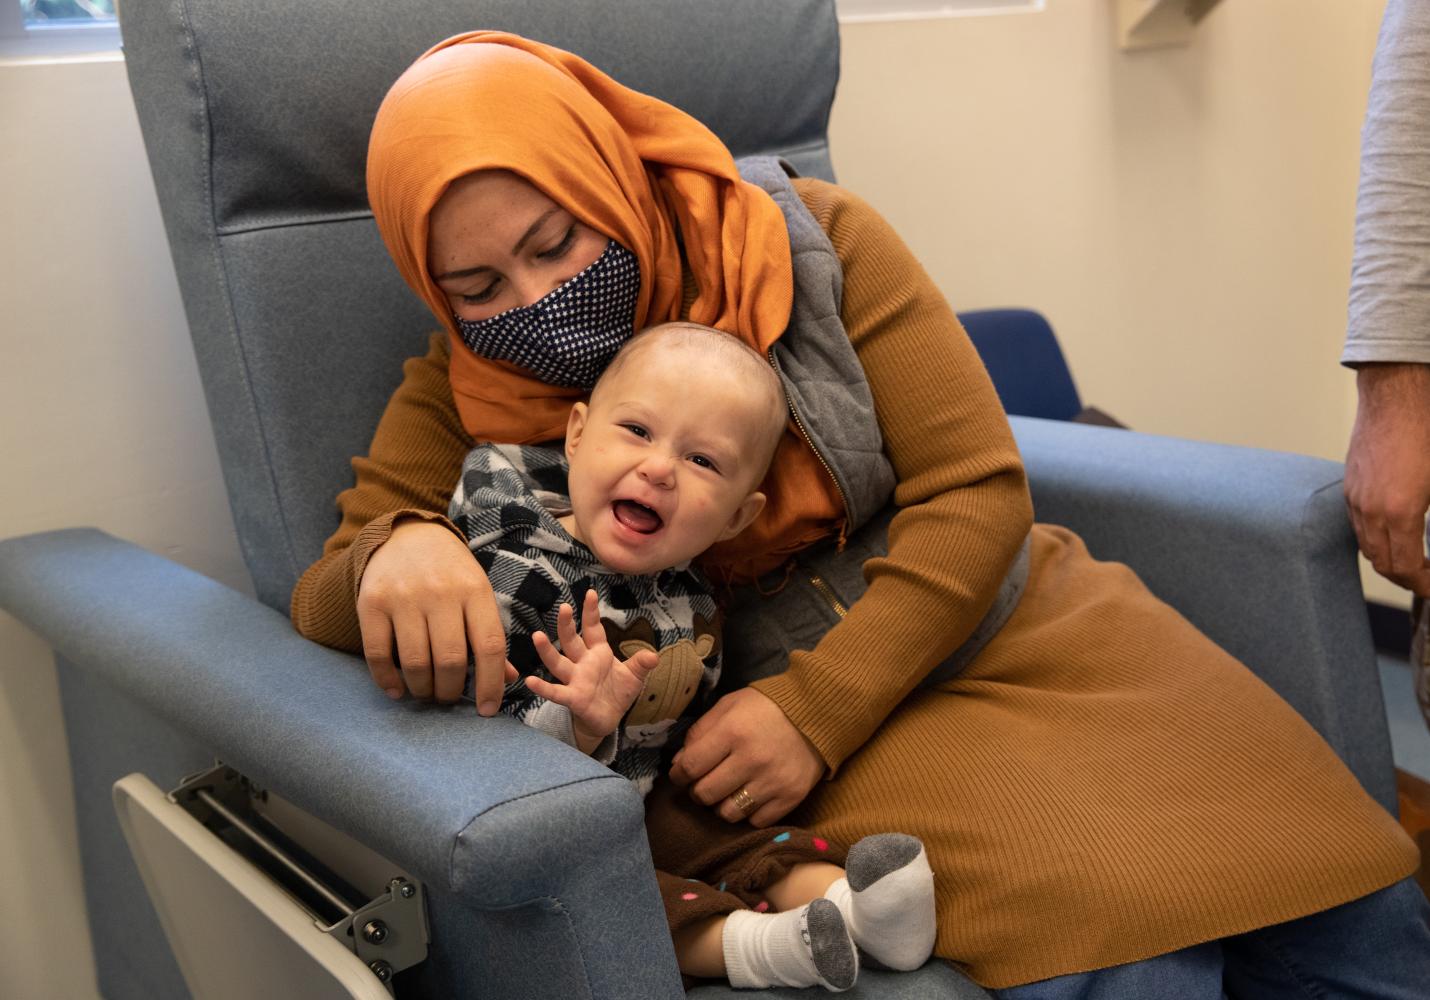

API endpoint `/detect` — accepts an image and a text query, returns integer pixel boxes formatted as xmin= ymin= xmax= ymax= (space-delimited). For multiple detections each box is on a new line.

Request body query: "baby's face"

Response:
xmin=563 ymin=357 xmax=769 ymax=575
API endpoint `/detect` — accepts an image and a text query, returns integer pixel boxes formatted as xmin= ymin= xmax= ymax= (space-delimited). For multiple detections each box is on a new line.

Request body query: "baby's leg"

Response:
xmin=645 ymin=777 xmax=848 ymax=907
xmin=823 ymin=833 xmax=937 ymax=971
xmin=731 ymin=832 xmax=937 ymax=972
xmin=758 ymin=835 xmax=937 ymax=972
xmin=646 ymin=780 xmax=860 ymax=987
xmin=763 ymin=860 xmax=845 ymax=910
xmin=660 ymin=873 xmax=856 ymax=991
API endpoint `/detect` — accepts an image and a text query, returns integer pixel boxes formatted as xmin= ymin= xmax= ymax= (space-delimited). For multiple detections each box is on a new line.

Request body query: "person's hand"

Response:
xmin=525 ymin=590 xmax=661 ymax=753
xmin=356 ymin=519 xmax=516 ymax=711
xmin=1345 ymin=363 xmax=1430 ymax=596
xmin=668 ymin=688 xmax=825 ymax=828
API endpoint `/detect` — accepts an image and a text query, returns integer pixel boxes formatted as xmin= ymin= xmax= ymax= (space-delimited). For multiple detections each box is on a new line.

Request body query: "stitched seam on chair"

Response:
xmin=446 ymin=772 xmax=633 ymax=998
xmin=820 ymin=0 xmax=841 ymax=148
xmin=177 ymin=0 xmax=303 ymax=594
xmin=555 ymin=898 xmax=598 ymax=1000
xmin=216 ymin=210 xmax=375 ymax=238
xmin=741 ymin=137 xmax=829 ymax=163
xmin=1297 ymin=480 xmax=1350 ymax=752
xmin=456 ymin=894 xmax=600 ymax=999
xmin=446 ymin=773 xmax=630 ymax=889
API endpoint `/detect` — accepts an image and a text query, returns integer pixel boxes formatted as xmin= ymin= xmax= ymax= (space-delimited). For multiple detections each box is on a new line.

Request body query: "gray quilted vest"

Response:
xmin=721 ymin=157 xmax=1031 ymax=692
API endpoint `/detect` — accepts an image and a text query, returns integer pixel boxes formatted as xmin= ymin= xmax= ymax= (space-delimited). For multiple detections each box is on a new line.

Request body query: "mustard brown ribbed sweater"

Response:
xmin=292 ymin=179 xmax=1418 ymax=988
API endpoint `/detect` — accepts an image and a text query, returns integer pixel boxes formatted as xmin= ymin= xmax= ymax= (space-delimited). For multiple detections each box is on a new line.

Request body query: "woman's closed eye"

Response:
xmin=456 ymin=226 xmax=578 ymax=305
xmin=537 ymin=225 xmax=577 ymax=261
xmin=461 ymin=279 xmax=501 ymax=305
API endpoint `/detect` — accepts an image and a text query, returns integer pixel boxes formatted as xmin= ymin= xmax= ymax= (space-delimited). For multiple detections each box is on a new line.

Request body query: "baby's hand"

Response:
xmin=526 ymin=590 xmax=660 ymax=755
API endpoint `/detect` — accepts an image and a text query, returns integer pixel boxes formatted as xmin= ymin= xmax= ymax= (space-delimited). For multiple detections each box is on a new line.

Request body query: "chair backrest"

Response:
xmin=958 ymin=308 xmax=1084 ymax=421
xmin=120 ymin=0 xmax=842 ymax=612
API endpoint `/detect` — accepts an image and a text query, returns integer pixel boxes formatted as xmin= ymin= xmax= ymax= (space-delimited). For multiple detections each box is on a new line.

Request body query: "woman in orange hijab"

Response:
xmin=295 ymin=30 xmax=1430 ymax=998
xmin=367 ymin=32 xmax=844 ymax=579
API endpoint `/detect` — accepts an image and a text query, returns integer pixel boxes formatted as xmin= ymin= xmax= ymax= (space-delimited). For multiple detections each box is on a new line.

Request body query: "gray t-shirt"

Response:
xmin=1344 ymin=0 xmax=1430 ymax=366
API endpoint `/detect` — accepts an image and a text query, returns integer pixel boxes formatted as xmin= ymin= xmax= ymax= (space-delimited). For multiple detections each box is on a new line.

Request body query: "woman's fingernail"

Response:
xmin=479 ymin=701 xmax=499 ymax=716
xmin=385 ymin=688 xmax=403 ymax=700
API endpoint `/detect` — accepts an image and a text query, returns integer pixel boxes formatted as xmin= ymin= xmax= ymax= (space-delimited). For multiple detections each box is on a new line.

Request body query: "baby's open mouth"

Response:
xmin=613 ymin=499 xmax=663 ymax=534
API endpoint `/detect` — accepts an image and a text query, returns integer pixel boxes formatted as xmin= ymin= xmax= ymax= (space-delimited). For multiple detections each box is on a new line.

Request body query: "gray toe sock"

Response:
xmin=846 ymin=832 xmax=924 ymax=891
xmin=832 ymin=833 xmax=937 ymax=972
xmin=806 ymin=898 xmax=859 ymax=991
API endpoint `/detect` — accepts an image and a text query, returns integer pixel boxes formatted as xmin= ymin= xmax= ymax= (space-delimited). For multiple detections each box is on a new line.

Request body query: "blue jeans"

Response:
xmin=992 ymin=878 xmax=1430 ymax=1000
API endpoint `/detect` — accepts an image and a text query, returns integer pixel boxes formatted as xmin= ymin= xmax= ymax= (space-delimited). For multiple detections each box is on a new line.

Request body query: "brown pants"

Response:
xmin=643 ymin=777 xmax=848 ymax=936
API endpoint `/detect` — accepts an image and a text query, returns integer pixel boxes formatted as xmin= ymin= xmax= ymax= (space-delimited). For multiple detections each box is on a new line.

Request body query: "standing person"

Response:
xmin=450 ymin=322 xmax=936 ymax=990
xmin=293 ymin=31 xmax=1429 ymax=997
xmin=1344 ymin=0 xmax=1430 ymax=728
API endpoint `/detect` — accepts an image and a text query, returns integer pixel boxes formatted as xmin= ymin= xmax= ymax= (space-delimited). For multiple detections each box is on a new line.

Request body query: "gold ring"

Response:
xmin=731 ymin=786 xmax=758 ymax=816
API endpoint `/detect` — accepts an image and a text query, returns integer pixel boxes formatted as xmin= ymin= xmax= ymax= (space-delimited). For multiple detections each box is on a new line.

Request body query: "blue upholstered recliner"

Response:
xmin=0 ymin=1 xmax=1398 ymax=998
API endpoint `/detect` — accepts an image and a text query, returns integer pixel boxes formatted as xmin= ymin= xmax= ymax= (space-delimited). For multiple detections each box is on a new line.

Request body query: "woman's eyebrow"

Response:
xmin=434 ymin=208 xmax=562 ymax=282
xmin=511 ymin=208 xmax=561 ymax=255
xmin=435 ymin=262 xmax=493 ymax=282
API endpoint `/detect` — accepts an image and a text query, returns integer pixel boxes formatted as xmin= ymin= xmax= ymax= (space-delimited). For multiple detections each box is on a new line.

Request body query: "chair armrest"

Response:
xmin=1009 ymin=417 xmax=1395 ymax=811
xmin=0 ymin=528 xmax=682 ymax=996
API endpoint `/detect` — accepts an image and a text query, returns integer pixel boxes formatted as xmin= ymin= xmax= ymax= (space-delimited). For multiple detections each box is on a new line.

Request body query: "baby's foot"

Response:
xmin=723 ymin=898 xmax=858 ymax=991
xmin=825 ymin=832 xmax=936 ymax=971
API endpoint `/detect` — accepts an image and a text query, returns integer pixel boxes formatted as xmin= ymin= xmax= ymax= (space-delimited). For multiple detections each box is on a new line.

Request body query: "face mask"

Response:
xmin=454 ymin=240 xmax=641 ymax=389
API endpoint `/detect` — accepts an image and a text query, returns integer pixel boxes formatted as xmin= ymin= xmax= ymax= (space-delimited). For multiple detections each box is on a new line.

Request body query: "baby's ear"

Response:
xmin=716 ymin=491 xmax=766 ymax=541
xmin=564 ymin=402 xmax=589 ymax=460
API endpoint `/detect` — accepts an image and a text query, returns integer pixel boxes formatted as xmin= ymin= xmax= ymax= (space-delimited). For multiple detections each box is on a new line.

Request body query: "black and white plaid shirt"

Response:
xmin=449 ymin=443 xmax=721 ymax=796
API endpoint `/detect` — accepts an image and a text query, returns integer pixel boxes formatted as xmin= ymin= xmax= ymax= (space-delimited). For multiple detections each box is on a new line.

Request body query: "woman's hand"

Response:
xmin=356 ymin=519 xmax=515 ymax=711
xmin=668 ymin=689 xmax=825 ymax=828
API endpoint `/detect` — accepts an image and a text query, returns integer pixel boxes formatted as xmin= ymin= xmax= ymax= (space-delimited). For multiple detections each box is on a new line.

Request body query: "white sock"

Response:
xmin=825 ymin=833 xmax=937 ymax=972
xmin=721 ymin=898 xmax=858 ymax=991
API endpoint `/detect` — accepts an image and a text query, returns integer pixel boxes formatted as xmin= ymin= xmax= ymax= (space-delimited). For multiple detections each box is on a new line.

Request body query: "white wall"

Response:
xmin=1 ymin=53 xmax=249 ymax=1000
xmin=0 ymin=2 xmax=1403 ymax=993
xmin=828 ymin=0 xmax=1399 ymax=603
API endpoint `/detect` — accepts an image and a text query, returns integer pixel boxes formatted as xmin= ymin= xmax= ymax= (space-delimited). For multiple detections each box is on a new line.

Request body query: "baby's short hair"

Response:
xmin=596 ymin=322 xmax=787 ymax=483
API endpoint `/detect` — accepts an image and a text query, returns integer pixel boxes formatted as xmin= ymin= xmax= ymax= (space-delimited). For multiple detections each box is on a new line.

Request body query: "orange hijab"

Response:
xmin=367 ymin=32 xmax=844 ymax=578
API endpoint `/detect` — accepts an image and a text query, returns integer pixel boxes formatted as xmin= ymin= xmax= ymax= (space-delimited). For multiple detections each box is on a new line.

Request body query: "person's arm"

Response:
xmin=757 ymin=178 xmax=1030 ymax=764
xmin=1343 ymin=0 xmax=1430 ymax=595
xmin=1346 ymin=365 xmax=1430 ymax=595
xmin=290 ymin=333 xmax=511 ymax=710
xmin=672 ymin=179 xmax=1031 ymax=824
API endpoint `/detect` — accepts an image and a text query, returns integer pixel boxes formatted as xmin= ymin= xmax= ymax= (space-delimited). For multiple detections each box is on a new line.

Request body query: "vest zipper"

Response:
xmin=807 ymin=573 xmax=848 ymax=618
xmin=767 ymin=348 xmax=852 ymax=534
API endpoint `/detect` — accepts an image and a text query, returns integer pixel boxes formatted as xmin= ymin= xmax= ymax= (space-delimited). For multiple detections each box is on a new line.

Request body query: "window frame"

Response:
xmin=837 ymin=0 xmax=1044 ymax=23
xmin=0 ymin=1 xmax=120 ymax=59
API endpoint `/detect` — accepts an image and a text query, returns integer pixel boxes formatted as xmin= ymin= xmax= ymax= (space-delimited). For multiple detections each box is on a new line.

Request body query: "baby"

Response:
xmin=448 ymin=322 xmax=935 ymax=991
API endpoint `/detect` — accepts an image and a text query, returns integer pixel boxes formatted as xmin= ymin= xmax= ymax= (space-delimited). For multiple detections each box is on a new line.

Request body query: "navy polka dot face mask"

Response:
xmin=454 ymin=240 xmax=641 ymax=389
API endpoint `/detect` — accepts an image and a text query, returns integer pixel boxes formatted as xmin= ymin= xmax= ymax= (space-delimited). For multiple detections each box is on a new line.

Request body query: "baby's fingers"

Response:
xmin=579 ymin=590 xmax=607 ymax=647
xmin=524 ymin=673 xmax=573 ymax=706
xmin=626 ymin=648 xmax=660 ymax=682
xmin=556 ymin=602 xmax=588 ymax=661
xmin=532 ymin=630 xmax=573 ymax=682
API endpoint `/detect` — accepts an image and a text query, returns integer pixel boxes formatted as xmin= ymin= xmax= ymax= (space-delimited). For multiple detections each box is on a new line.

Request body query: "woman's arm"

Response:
xmin=757 ymin=178 xmax=1032 ymax=769
xmin=290 ymin=333 xmax=511 ymax=710
xmin=672 ymin=179 xmax=1031 ymax=822
xmin=290 ymin=332 xmax=469 ymax=649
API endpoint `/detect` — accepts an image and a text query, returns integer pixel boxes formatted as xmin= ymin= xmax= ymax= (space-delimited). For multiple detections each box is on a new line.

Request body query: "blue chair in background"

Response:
xmin=958 ymin=308 xmax=1124 ymax=427
xmin=958 ymin=309 xmax=1084 ymax=422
